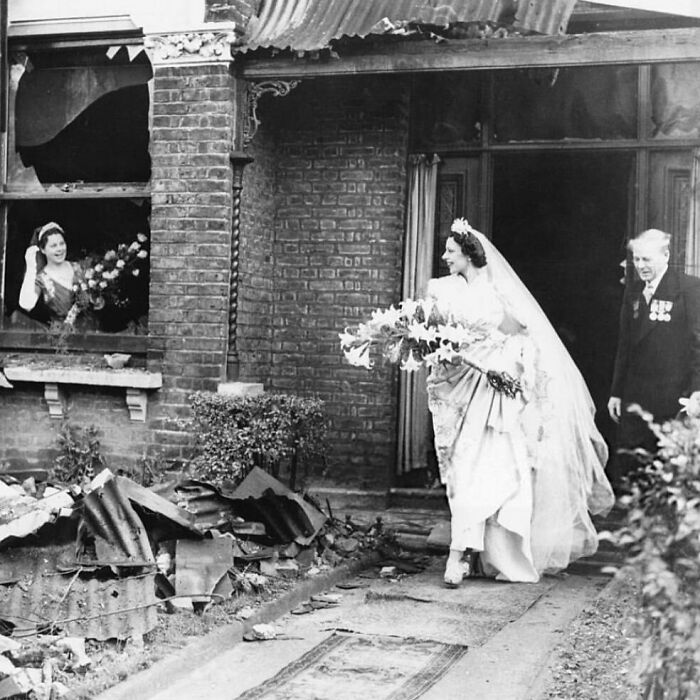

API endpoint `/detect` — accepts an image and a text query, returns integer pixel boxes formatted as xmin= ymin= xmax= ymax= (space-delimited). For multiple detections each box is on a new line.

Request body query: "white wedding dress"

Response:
xmin=427 ymin=272 xmax=539 ymax=581
xmin=426 ymin=237 xmax=614 ymax=582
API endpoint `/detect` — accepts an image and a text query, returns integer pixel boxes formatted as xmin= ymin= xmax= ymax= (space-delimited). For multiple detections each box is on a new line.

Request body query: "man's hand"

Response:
xmin=608 ymin=396 xmax=621 ymax=423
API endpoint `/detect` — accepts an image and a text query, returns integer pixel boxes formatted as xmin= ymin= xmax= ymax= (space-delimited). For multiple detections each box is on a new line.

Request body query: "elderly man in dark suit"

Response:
xmin=608 ymin=228 xmax=700 ymax=488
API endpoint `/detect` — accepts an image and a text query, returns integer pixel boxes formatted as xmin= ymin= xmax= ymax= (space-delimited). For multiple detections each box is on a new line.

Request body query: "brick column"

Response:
xmin=145 ymin=29 xmax=244 ymax=456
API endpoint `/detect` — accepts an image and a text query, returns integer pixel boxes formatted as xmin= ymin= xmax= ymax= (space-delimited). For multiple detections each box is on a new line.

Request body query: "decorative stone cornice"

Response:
xmin=144 ymin=25 xmax=241 ymax=65
xmin=243 ymin=80 xmax=300 ymax=147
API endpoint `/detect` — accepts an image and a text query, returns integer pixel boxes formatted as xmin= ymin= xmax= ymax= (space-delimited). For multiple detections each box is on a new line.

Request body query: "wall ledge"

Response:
xmin=3 ymin=365 xmax=162 ymax=422
xmin=217 ymin=381 xmax=264 ymax=397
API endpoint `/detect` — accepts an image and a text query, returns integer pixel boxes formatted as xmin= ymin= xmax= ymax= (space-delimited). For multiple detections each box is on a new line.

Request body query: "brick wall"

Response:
xmin=0 ymin=385 xmax=149 ymax=471
xmin=147 ymin=61 xmax=236 ymax=458
xmin=237 ymin=128 xmax=276 ymax=384
xmin=0 ymin=62 xmax=239 ymax=472
xmin=0 ymin=66 xmax=411 ymax=488
xmin=256 ymin=76 xmax=411 ymax=488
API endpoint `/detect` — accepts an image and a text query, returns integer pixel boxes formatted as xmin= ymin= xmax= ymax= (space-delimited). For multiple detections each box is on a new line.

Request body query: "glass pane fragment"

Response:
xmin=494 ymin=66 xmax=637 ymax=142
xmin=651 ymin=63 xmax=700 ymax=139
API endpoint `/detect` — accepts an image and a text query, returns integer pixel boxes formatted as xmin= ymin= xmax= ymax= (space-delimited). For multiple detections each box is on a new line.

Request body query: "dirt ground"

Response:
xmin=65 ymin=576 xmax=298 ymax=698
xmin=542 ymin=571 xmax=642 ymax=699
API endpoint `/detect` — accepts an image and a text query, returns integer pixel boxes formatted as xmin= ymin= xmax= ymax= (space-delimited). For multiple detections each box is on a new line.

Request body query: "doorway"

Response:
xmin=491 ymin=151 xmax=634 ymax=442
xmin=400 ymin=150 xmax=633 ymax=486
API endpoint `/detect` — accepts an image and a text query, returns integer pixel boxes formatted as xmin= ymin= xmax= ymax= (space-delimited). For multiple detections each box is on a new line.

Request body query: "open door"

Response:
xmin=397 ymin=156 xmax=480 ymax=487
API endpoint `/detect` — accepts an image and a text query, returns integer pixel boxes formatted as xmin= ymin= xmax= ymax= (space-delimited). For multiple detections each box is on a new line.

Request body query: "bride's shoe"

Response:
xmin=443 ymin=557 xmax=471 ymax=588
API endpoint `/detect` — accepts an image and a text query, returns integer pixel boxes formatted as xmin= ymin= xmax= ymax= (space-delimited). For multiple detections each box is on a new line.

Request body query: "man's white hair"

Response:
xmin=628 ymin=228 xmax=671 ymax=254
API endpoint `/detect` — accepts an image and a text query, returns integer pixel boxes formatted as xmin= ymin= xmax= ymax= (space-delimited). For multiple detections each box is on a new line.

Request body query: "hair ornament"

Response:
xmin=450 ymin=218 xmax=475 ymax=236
xmin=37 ymin=221 xmax=64 ymax=245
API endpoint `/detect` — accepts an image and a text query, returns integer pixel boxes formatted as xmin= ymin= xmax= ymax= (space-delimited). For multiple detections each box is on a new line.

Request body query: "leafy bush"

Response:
xmin=188 ymin=392 xmax=327 ymax=489
xmin=611 ymin=396 xmax=700 ymax=699
xmin=53 ymin=423 xmax=106 ymax=485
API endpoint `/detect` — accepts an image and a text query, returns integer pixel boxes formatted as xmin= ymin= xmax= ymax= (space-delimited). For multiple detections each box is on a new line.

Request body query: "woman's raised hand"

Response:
xmin=24 ymin=245 xmax=40 ymax=268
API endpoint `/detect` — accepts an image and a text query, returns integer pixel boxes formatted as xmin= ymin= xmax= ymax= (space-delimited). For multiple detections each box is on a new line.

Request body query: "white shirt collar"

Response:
xmin=645 ymin=265 xmax=668 ymax=293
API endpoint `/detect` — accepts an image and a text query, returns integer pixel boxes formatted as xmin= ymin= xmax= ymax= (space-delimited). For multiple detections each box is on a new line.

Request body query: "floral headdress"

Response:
xmin=450 ymin=217 xmax=475 ymax=236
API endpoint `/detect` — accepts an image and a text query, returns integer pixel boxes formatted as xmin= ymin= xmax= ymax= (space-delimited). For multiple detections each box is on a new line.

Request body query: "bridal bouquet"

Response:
xmin=339 ymin=299 xmax=522 ymax=397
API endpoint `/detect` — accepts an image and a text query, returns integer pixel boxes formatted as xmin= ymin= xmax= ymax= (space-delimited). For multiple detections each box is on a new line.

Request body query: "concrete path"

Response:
xmin=102 ymin=558 xmax=606 ymax=700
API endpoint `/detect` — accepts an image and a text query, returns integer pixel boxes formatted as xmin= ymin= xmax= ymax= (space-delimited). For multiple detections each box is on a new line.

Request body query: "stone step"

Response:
xmin=387 ymin=487 xmax=449 ymax=510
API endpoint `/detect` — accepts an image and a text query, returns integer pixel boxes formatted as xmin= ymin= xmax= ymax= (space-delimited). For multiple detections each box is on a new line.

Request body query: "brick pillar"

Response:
xmin=144 ymin=30 xmax=244 ymax=457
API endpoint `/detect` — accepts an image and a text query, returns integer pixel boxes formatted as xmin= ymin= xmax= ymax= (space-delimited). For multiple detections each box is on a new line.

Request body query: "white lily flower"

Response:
xmin=437 ymin=323 xmax=463 ymax=344
xmin=355 ymin=322 xmax=374 ymax=342
xmin=407 ymin=322 xmax=437 ymax=343
xmin=679 ymin=391 xmax=700 ymax=418
xmin=344 ymin=342 xmax=373 ymax=369
xmin=434 ymin=341 xmax=459 ymax=363
xmin=371 ymin=305 xmax=401 ymax=327
xmin=423 ymin=352 xmax=440 ymax=367
xmin=399 ymin=299 xmax=420 ymax=320
xmin=338 ymin=330 xmax=357 ymax=348
xmin=400 ymin=351 xmax=423 ymax=373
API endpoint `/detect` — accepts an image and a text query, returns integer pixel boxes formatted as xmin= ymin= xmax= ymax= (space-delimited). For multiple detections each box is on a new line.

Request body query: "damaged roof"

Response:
xmin=240 ymin=0 xmax=577 ymax=53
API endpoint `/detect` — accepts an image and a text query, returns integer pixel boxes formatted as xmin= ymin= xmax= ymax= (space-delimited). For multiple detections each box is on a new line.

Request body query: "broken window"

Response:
xmin=2 ymin=45 xmax=152 ymax=338
xmin=493 ymin=66 xmax=638 ymax=142
xmin=651 ymin=63 xmax=700 ymax=139
xmin=410 ymin=72 xmax=484 ymax=151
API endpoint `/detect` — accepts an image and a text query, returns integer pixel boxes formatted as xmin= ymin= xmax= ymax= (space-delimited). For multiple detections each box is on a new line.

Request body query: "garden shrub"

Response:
xmin=53 ymin=423 xmax=106 ymax=485
xmin=188 ymin=391 xmax=327 ymax=489
xmin=611 ymin=395 xmax=700 ymax=699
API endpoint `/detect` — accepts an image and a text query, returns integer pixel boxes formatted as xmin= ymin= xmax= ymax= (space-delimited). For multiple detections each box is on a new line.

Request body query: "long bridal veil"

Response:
xmin=455 ymin=219 xmax=615 ymax=573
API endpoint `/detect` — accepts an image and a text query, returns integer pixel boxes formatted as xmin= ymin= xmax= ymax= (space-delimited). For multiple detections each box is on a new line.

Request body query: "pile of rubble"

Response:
xmin=0 ymin=466 xmax=384 ymax=698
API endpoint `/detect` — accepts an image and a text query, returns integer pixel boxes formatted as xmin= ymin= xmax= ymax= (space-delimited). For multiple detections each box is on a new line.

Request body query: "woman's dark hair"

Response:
xmin=34 ymin=222 xmax=66 ymax=250
xmin=451 ymin=231 xmax=487 ymax=268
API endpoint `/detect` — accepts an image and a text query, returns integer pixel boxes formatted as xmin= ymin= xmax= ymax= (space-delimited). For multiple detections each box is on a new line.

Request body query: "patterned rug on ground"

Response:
xmin=234 ymin=632 xmax=468 ymax=700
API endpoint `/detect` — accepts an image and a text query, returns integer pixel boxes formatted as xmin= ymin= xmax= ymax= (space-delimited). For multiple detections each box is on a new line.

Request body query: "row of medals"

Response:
xmin=649 ymin=299 xmax=672 ymax=322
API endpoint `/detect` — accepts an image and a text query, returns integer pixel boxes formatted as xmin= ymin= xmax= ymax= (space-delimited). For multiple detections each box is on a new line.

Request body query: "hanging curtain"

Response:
xmin=397 ymin=153 xmax=440 ymax=476
xmin=686 ymin=148 xmax=700 ymax=276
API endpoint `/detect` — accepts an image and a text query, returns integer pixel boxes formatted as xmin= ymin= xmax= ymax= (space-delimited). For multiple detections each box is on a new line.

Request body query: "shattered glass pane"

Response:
xmin=651 ymin=63 xmax=700 ymax=139
xmin=493 ymin=65 xmax=637 ymax=142
xmin=411 ymin=72 xmax=483 ymax=150
xmin=8 ymin=47 xmax=152 ymax=186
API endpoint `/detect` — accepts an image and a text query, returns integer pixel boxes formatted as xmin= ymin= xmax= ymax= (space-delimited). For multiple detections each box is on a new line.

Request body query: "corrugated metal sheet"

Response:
xmin=0 ymin=544 xmax=158 ymax=640
xmin=228 ymin=467 xmax=326 ymax=546
xmin=0 ymin=484 xmax=74 ymax=549
xmin=173 ymin=480 xmax=238 ymax=531
xmin=240 ymin=0 xmax=575 ymax=53
xmin=515 ymin=0 xmax=577 ymax=35
xmin=80 ymin=477 xmax=155 ymax=567
xmin=174 ymin=538 xmax=233 ymax=604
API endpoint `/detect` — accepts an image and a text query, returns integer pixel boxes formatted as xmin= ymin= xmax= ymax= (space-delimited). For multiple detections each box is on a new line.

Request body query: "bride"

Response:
xmin=427 ymin=218 xmax=614 ymax=586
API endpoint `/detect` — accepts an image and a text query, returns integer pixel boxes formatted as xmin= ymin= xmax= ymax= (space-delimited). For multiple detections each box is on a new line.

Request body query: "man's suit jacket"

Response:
xmin=611 ymin=268 xmax=700 ymax=422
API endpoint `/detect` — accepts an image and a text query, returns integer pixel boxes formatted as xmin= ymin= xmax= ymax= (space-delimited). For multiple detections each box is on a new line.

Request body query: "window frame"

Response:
xmin=0 ymin=33 xmax=153 ymax=357
xmin=414 ymin=62 xmax=700 ymax=237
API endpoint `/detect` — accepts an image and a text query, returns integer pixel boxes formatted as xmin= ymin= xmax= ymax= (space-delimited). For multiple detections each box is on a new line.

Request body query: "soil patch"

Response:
xmin=64 ymin=575 xmax=298 ymax=698
xmin=543 ymin=572 xmax=642 ymax=699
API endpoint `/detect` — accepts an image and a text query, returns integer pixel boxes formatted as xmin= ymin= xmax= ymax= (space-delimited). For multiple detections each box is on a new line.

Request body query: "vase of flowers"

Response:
xmin=75 ymin=233 xmax=149 ymax=332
